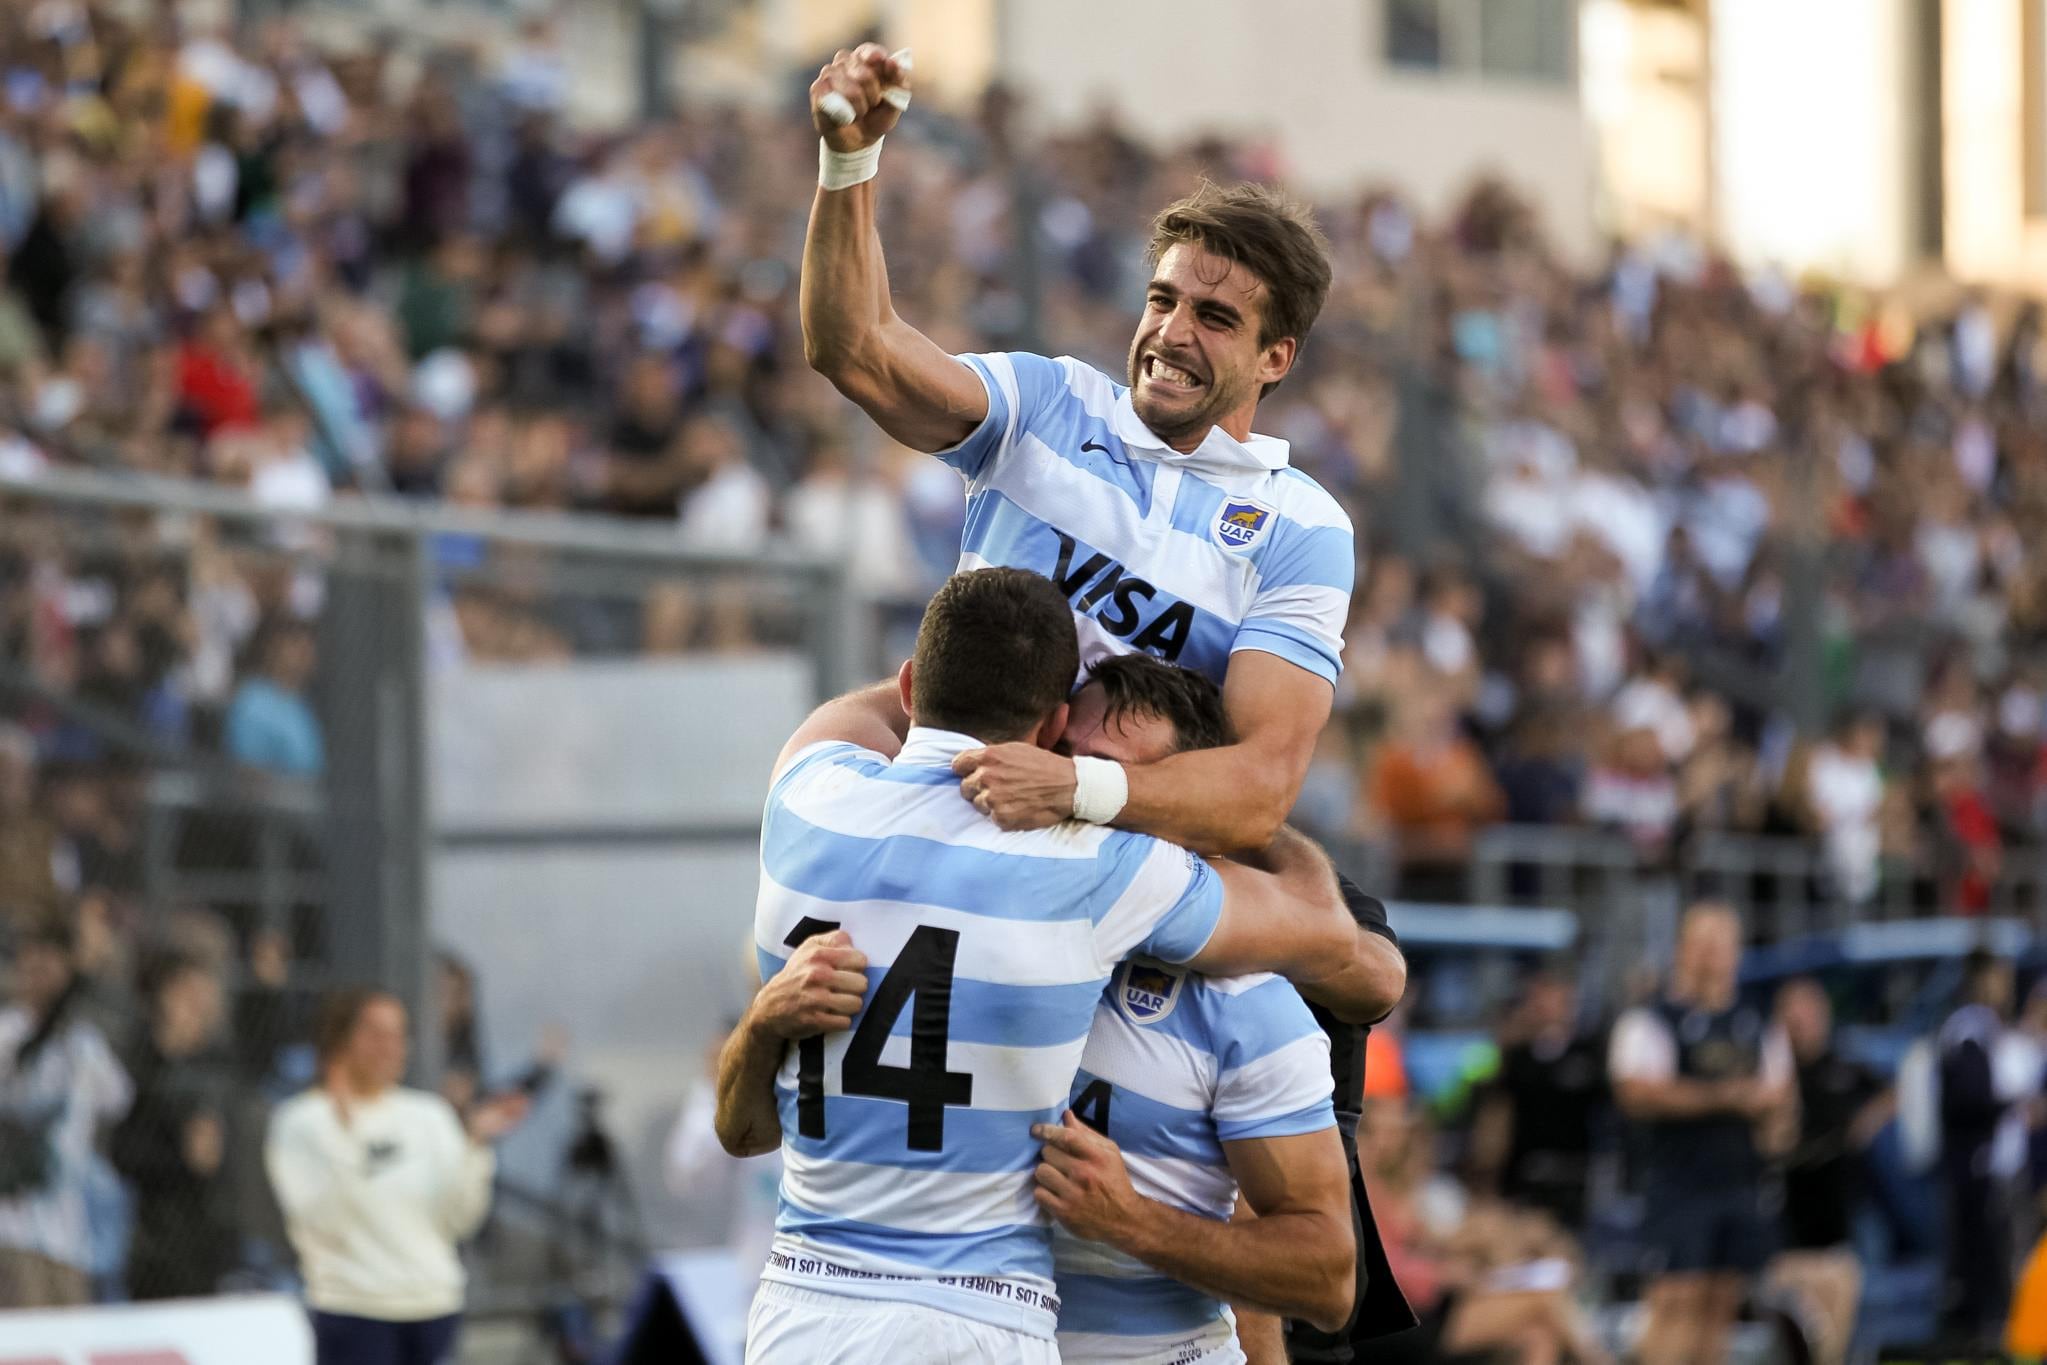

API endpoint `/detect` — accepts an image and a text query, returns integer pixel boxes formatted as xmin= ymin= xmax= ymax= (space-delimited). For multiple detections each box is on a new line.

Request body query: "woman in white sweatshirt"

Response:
xmin=267 ymin=988 xmax=528 ymax=1365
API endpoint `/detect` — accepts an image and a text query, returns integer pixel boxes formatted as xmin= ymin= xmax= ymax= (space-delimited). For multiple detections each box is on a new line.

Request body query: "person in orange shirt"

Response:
xmin=1368 ymin=691 xmax=1505 ymax=899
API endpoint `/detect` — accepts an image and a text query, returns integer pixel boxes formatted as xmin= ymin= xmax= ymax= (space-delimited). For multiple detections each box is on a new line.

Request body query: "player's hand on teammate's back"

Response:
xmin=756 ymin=930 xmax=871 ymax=1039
xmin=954 ymin=743 xmax=1078 ymax=831
xmin=1031 ymin=1110 xmax=1142 ymax=1245
xmin=810 ymin=43 xmax=912 ymax=153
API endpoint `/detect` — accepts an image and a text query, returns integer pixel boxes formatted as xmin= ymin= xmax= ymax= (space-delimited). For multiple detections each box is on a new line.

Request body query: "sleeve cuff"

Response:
xmin=1230 ymin=622 xmax=1340 ymax=685
xmin=1215 ymin=1100 xmax=1339 ymax=1142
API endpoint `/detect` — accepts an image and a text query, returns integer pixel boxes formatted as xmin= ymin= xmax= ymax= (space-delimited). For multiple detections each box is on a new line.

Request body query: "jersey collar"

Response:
xmin=1110 ymin=390 xmax=1292 ymax=474
xmin=894 ymin=726 xmax=985 ymax=771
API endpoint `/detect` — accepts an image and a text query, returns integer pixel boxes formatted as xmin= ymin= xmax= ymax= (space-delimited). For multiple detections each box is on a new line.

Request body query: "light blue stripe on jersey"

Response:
xmin=777 ymin=1088 xmax=1064 ymax=1174
xmin=753 ymin=950 xmax=1103 ymax=1047
xmin=1217 ymin=1098 xmax=1335 ymax=1143
xmin=763 ymin=803 xmax=1145 ymax=927
xmin=757 ymin=734 xmax=1223 ymax=1337
xmin=1057 ymin=1273 xmax=1223 ymax=1337
xmin=774 ymin=1204 xmax=1050 ymax=1279
xmin=941 ymin=351 xmax=1354 ymax=686
xmin=1079 ymin=1077 xmax=1226 ymax=1168
xmin=1054 ymin=962 xmax=1335 ymax=1357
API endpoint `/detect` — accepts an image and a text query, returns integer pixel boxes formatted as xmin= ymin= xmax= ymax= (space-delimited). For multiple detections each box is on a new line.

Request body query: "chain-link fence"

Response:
xmin=0 ymin=466 xmax=844 ymax=1318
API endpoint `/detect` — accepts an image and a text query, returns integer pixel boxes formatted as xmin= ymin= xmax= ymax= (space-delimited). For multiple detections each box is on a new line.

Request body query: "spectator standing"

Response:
xmin=1368 ymin=690 xmax=1503 ymax=898
xmin=0 ymin=918 xmax=132 ymax=1308
xmin=1806 ymin=712 xmax=1887 ymax=907
xmin=1936 ymin=950 xmax=2024 ymax=1342
xmin=110 ymin=951 xmax=239 ymax=1300
xmin=1767 ymin=977 xmax=1890 ymax=1365
xmin=1470 ymin=973 xmax=1606 ymax=1229
xmin=224 ymin=619 xmax=325 ymax=779
xmin=267 ymin=988 xmax=528 ymax=1365
xmin=1926 ymin=716 xmax=2001 ymax=914
xmin=1610 ymin=903 xmax=1794 ymax=1365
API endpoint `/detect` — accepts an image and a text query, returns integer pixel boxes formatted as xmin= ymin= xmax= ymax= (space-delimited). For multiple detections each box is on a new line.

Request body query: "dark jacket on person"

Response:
xmin=110 ymin=1041 xmax=238 ymax=1299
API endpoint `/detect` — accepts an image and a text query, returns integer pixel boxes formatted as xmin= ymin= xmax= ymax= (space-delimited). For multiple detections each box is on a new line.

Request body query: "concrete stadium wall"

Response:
xmin=429 ymin=654 xmax=812 ymax=1241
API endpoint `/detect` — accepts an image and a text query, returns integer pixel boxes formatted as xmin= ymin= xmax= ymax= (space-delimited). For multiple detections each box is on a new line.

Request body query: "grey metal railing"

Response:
xmin=0 ymin=467 xmax=852 ymax=1022
xmin=1469 ymin=821 xmax=2047 ymax=948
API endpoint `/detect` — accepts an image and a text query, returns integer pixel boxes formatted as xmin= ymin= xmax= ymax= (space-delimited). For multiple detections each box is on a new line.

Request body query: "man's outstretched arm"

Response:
xmin=801 ymin=44 xmax=989 ymax=453
xmin=957 ymin=652 xmax=1329 ymax=854
xmin=1034 ymin=1114 xmax=1355 ymax=1332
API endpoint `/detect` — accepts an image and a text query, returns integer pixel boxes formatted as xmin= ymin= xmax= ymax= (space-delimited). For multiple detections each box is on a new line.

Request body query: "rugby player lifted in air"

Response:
xmin=803 ymin=44 xmax=1345 ymax=853
xmin=800 ymin=43 xmax=1411 ymax=1359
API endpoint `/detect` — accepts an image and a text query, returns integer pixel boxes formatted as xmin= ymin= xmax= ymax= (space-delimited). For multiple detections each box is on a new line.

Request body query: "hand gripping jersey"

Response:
xmin=940 ymin=352 xmax=1355 ymax=687
xmin=753 ymin=730 xmax=1228 ymax=1340
xmin=1054 ymin=959 xmax=1335 ymax=1363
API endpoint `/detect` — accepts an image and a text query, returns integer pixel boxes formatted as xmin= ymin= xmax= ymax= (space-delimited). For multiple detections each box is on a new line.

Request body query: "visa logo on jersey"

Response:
xmin=1050 ymin=531 xmax=1197 ymax=661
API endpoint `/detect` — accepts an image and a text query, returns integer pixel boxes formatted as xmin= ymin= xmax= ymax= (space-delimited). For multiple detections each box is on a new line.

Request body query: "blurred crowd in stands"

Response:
xmin=4 ymin=0 xmax=2047 ymax=1346
xmin=3 ymin=4 xmax=2046 ymax=914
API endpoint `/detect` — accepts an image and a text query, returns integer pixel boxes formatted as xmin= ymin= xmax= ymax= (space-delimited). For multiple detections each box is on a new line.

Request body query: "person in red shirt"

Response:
xmin=175 ymin=306 xmax=262 ymax=437
xmin=1927 ymin=716 xmax=2002 ymax=914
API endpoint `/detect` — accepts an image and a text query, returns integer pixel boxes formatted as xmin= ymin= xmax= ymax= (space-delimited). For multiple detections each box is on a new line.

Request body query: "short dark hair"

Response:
xmin=1146 ymin=181 xmax=1333 ymax=395
xmin=137 ymin=947 xmax=210 ymax=1007
xmin=911 ymin=569 xmax=1079 ymax=742
xmin=1087 ymin=654 xmax=1231 ymax=754
xmin=314 ymin=986 xmax=400 ymax=1071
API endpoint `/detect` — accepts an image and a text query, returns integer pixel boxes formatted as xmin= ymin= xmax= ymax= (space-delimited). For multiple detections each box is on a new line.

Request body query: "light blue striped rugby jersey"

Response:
xmin=753 ymin=729 xmax=1229 ymax=1339
xmin=1053 ymin=959 xmax=1336 ymax=1363
xmin=940 ymin=352 xmax=1355 ymax=687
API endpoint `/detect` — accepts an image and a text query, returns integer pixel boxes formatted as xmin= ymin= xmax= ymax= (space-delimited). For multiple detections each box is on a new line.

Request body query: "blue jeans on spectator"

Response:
xmin=311 ymin=1310 xmax=461 ymax=1365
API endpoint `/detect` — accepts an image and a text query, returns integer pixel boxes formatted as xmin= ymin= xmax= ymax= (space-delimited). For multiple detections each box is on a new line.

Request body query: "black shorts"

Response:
xmin=1639 ymin=1180 xmax=1776 ymax=1276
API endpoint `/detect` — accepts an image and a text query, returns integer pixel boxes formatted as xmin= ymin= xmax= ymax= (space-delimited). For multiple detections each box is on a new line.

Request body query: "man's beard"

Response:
xmin=1126 ymin=343 xmax=1240 ymax=445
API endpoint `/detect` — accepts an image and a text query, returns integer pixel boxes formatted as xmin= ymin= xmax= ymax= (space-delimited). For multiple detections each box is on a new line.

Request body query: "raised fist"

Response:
xmin=810 ymin=43 xmax=912 ymax=152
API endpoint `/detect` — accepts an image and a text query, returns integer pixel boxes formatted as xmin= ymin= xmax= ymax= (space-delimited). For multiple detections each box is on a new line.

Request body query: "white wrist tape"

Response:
xmin=1071 ymin=756 xmax=1129 ymax=825
xmin=819 ymin=136 xmax=884 ymax=191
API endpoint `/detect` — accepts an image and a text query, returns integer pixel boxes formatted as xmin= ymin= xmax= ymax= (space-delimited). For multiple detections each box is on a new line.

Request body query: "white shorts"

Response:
xmin=1058 ymin=1324 xmax=1246 ymax=1365
xmin=746 ymin=1280 xmax=1061 ymax=1364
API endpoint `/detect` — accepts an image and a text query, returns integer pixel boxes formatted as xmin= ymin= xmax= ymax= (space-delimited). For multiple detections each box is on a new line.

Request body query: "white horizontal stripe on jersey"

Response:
xmin=754 ymin=872 xmax=1107 ymax=987
xmin=1074 ymin=1016 xmax=1217 ymax=1113
xmin=1090 ymin=840 xmax=1212 ymax=971
xmin=1236 ymin=581 xmax=1351 ymax=654
xmin=776 ymin=1030 xmax=1091 ymax=1116
xmin=1122 ymin=1150 xmax=1237 ymax=1221
xmin=1051 ymin=1226 xmax=1154 ymax=1280
xmin=780 ymin=1145 xmax=1047 ymax=1235
xmin=778 ymin=757 xmax=1113 ymax=861
xmin=1216 ymin=1033 xmax=1335 ymax=1119
xmin=1263 ymin=473 xmax=1356 ymax=532
xmin=1241 ymin=583 xmax=1348 ymax=644
xmin=1199 ymin=972 xmax=1278 ymax=997
xmin=979 ymin=429 xmax=1260 ymax=622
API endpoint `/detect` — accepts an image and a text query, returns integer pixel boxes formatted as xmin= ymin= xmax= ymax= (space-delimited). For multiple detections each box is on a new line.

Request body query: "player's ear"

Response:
xmin=897 ymin=658 xmax=915 ymax=723
xmin=1257 ymin=335 xmax=1297 ymax=389
xmin=1033 ymin=701 xmax=1070 ymax=752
